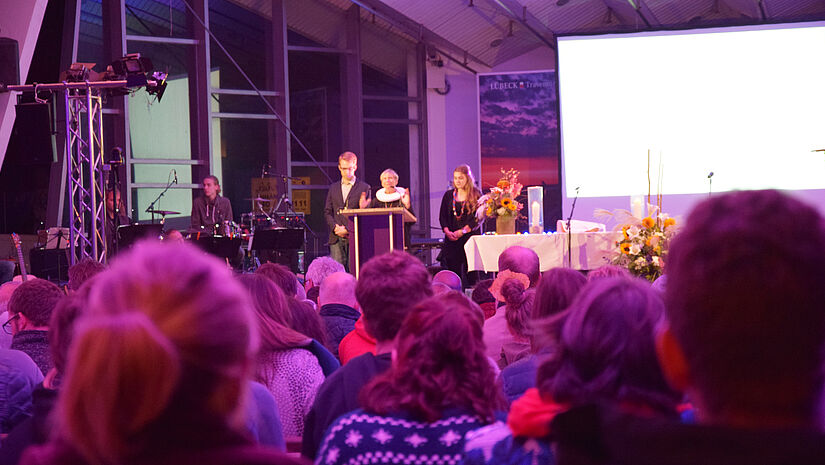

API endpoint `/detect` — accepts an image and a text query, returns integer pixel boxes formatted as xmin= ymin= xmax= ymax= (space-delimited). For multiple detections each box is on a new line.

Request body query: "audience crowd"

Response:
xmin=0 ymin=189 xmax=823 ymax=465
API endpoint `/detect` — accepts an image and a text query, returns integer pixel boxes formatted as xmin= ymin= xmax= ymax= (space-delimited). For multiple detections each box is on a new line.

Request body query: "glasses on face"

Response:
xmin=2 ymin=313 xmax=19 ymax=335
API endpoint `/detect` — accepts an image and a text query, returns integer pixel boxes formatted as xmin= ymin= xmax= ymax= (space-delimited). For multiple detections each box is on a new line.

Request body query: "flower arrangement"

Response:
xmin=476 ymin=168 xmax=523 ymax=220
xmin=596 ymin=206 xmax=679 ymax=282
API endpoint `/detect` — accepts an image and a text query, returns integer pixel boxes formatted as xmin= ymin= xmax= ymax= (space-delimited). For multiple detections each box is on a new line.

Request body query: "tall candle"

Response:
xmin=531 ymin=201 xmax=540 ymax=226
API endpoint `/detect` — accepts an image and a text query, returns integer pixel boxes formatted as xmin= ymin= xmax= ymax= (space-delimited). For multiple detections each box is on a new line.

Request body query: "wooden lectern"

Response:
xmin=341 ymin=207 xmax=417 ymax=278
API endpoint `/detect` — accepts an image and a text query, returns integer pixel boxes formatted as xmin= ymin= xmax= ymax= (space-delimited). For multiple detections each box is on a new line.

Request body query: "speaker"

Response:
xmin=30 ymin=248 xmax=69 ymax=284
xmin=0 ymin=38 xmax=20 ymax=87
xmin=6 ymin=102 xmax=56 ymax=165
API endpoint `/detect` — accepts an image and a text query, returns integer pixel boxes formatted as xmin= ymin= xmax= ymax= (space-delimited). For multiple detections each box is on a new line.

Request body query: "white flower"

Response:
xmin=372 ymin=429 xmax=393 ymax=445
xmin=344 ymin=429 xmax=363 ymax=448
xmin=627 ymin=225 xmax=641 ymax=239
xmin=405 ymin=433 xmax=428 ymax=448
xmin=439 ymin=430 xmax=463 ymax=447
xmin=652 ymin=256 xmax=662 ymax=267
xmin=634 ymin=256 xmax=648 ymax=267
xmin=630 ymin=243 xmax=642 ymax=255
xmin=325 ymin=447 xmax=340 ymax=464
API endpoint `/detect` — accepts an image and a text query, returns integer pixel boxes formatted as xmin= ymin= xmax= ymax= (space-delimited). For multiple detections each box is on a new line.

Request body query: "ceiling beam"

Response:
xmin=625 ymin=0 xmax=661 ymax=28
xmin=486 ymin=0 xmax=557 ymax=50
xmin=347 ymin=0 xmax=491 ymax=70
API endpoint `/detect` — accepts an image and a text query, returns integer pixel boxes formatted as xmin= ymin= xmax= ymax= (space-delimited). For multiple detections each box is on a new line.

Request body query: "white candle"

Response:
xmin=531 ymin=201 xmax=540 ymax=225
xmin=630 ymin=195 xmax=643 ymax=219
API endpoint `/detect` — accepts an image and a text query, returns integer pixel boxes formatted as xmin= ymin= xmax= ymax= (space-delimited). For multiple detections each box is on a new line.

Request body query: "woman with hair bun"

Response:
xmin=23 ymin=241 xmax=300 ymax=465
xmin=489 ymin=271 xmax=535 ymax=368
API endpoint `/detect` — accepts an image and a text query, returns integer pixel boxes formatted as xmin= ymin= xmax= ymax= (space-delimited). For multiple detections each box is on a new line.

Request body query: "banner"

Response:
xmin=478 ymin=71 xmax=559 ymax=189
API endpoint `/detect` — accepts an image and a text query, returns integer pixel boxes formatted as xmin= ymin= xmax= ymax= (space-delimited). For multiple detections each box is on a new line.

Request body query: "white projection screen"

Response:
xmin=557 ymin=21 xmax=825 ymax=223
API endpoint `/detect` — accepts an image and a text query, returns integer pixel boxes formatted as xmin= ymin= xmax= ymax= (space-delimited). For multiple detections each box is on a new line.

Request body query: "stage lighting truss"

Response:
xmin=1 ymin=57 xmax=166 ymax=265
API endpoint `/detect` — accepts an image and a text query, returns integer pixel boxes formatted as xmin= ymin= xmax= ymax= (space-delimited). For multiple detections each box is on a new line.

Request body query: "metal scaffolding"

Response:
xmin=64 ymin=86 xmax=107 ymax=263
xmin=3 ymin=79 xmax=160 ymax=265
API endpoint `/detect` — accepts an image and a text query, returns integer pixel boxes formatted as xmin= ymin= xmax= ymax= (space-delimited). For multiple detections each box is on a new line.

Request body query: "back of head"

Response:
xmin=540 ymin=277 xmax=678 ymax=414
xmin=255 ymin=262 xmax=298 ymax=297
xmin=500 ymin=278 xmax=535 ymax=339
xmin=287 ymin=297 xmax=327 ymax=345
xmin=586 ymin=264 xmax=631 ymax=282
xmin=0 ymin=281 xmax=21 ymax=312
xmin=534 ymin=267 xmax=587 ymax=320
xmin=305 ymin=256 xmax=345 ymax=288
xmin=665 ymin=190 xmax=825 ymax=424
xmin=319 ymin=271 xmax=357 ymax=308
xmin=361 ymin=292 xmax=504 ymax=422
xmin=498 ymin=246 xmax=540 ymax=288
xmin=58 ymin=241 xmax=258 ymax=465
xmin=8 ymin=278 xmax=64 ymax=326
xmin=433 ymin=270 xmax=462 ymax=291
xmin=237 ymin=273 xmax=307 ymax=352
xmin=49 ymin=293 xmax=86 ymax=377
xmin=355 ymin=251 xmax=433 ymax=342
xmin=67 ymin=259 xmax=106 ymax=292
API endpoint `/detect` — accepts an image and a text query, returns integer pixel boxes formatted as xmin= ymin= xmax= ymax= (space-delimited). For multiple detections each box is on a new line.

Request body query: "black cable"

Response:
xmin=179 ymin=0 xmax=333 ymax=183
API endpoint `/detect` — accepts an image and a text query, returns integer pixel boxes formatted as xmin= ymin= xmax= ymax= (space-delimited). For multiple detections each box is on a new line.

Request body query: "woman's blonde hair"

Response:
xmin=57 ymin=241 xmax=258 ymax=465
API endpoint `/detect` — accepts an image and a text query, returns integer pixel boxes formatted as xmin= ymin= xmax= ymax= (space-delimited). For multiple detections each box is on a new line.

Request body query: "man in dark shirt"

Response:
xmin=191 ymin=175 xmax=233 ymax=234
xmin=317 ymin=271 xmax=359 ymax=359
xmin=301 ymin=251 xmax=432 ymax=459
xmin=7 ymin=279 xmax=63 ymax=376
xmin=105 ymin=189 xmax=131 ymax=256
xmin=552 ymin=190 xmax=825 ymax=464
xmin=323 ymin=152 xmax=370 ymax=271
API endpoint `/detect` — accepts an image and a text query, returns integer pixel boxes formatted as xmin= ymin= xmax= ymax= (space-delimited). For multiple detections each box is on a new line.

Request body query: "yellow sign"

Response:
xmin=292 ymin=190 xmax=310 ymax=214
xmin=251 ymin=178 xmax=279 ymax=207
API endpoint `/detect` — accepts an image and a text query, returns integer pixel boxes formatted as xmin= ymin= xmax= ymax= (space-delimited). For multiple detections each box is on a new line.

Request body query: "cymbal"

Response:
xmin=245 ymin=197 xmax=272 ymax=202
xmin=148 ymin=209 xmax=180 ymax=216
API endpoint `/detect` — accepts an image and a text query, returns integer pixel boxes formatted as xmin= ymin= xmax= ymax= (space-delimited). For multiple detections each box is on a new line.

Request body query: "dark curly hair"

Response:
xmin=361 ymin=292 xmax=505 ymax=423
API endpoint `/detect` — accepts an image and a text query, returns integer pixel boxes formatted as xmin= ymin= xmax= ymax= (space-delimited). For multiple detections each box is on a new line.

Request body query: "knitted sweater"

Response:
xmin=258 ymin=348 xmax=324 ymax=438
xmin=10 ymin=331 xmax=51 ymax=377
xmin=316 ymin=409 xmax=489 ymax=465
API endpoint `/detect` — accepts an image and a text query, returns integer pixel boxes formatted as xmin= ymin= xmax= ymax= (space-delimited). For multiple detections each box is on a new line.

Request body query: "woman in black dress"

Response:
xmin=369 ymin=169 xmax=414 ymax=249
xmin=439 ymin=164 xmax=481 ymax=280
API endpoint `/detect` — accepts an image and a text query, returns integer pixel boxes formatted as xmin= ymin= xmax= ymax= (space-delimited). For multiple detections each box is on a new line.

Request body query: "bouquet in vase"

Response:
xmin=596 ymin=205 xmax=679 ymax=282
xmin=476 ymin=168 xmax=523 ymax=221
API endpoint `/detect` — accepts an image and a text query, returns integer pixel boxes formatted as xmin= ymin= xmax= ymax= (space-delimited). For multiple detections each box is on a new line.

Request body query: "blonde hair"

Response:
xmin=339 ymin=151 xmax=358 ymax=164
xmin=454 ymin=164 xmax=480 ymax=213
xmin=57 ymin=241 xmax=258 ymax=465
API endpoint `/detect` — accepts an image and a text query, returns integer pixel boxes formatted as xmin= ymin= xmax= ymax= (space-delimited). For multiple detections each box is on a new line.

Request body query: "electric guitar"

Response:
xmin=10 ymin=233 xmax=28 ymax=282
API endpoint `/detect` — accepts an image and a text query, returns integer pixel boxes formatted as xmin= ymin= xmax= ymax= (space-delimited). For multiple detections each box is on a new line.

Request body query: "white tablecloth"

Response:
xmin=464 ymin=232 xmax=621 ymax=272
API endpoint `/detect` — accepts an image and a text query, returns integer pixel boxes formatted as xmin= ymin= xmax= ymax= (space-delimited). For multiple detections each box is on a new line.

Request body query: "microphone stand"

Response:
xmin=708 ymin=174 xmax=713 ymax=198
xmin=146 ymin=174 xmax=177 ymax=224
xmin=566 ymin=187 xmax=580 ymax=269
xmin=282 ymin=196 xmax=319 ymax=273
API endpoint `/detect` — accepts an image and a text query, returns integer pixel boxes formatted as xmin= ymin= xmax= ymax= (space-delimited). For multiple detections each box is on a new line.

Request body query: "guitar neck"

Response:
xmin=11 ymin=234 xmax=27 ymax=282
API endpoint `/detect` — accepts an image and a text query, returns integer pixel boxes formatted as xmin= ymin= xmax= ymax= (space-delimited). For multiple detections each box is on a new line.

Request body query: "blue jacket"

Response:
xmin=319 ymin=304 xmax=360 ymax=359
xmin=0 ymin=349 xmax=44 ymax=434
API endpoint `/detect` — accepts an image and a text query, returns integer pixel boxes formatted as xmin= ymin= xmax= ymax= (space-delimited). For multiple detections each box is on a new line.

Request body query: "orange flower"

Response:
xmin=497 ymin=180 xmax=511 ymax=189
xmin=664 ymin=217 xmax=676 ymax=227
xmin=622 ymin=226 xmax=629 ymax=239
xmin=507 ymin=202 xmax=517 ymax=211
xmin=620 ymin=243 xmax=631 ymax=254
xmin=642 ymin=217 xmax=655 ymax=228
xmin=501 ymin=198 xmax=513 ymax=207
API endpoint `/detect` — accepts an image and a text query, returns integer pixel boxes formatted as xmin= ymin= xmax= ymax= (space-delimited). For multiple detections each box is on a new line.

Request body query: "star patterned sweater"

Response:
xmin=315 ymin=409 xmax=489 ymax=465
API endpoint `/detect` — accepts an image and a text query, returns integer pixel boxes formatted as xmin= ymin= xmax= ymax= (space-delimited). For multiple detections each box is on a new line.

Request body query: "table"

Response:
xmin=464 ymin=232 xmax=621 ymax=272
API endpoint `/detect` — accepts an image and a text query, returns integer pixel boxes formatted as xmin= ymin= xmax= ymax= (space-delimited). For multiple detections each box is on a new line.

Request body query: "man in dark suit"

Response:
xmin=324 ymin=151 xmax=371 ymax=271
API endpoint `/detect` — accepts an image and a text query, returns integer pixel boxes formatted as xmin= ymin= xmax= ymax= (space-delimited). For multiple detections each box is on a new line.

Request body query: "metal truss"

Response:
xmin=64 ymin=87 xmax=107 ymax=264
